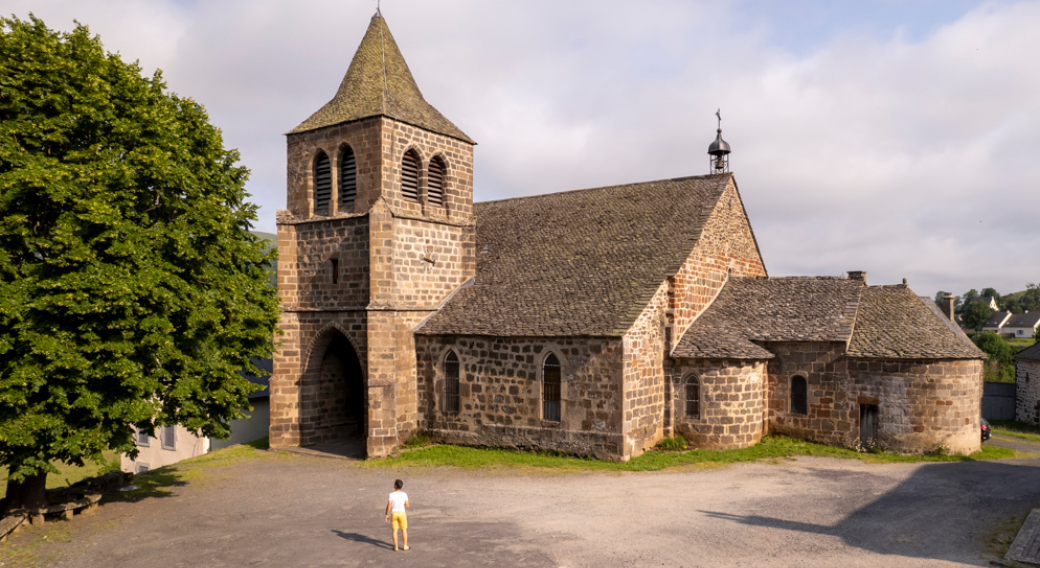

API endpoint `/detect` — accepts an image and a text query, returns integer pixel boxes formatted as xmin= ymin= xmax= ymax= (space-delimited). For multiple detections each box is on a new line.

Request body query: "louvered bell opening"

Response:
xmin=340 ymin=148 xmax=357 ymax=209
xmin=542 ymin=354 xmax=561 ymax=422
xmin=444 ymin=351 xmax=460 ymax=414
xmin=313 ymin=153 xmax=332 ymax=216
xmin=428 ymin=158 xmax=445 ymax=206
xmin=401 ymin=151 xmax=419 ymax=202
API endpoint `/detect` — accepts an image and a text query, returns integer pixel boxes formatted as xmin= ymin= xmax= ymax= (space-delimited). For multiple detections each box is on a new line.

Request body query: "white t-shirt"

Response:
xmin=388 ymin=491 xmax=408 ymax=514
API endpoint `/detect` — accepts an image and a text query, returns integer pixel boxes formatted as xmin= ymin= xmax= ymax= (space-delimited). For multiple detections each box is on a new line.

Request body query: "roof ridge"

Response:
xmin=477 ymin=173 xmax=732 ymax=206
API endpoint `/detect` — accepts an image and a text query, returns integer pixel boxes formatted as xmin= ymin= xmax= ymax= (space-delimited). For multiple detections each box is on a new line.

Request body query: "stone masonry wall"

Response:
xmin=276 ymin=216 xmax=369 ymax=310
xmin=1016 ymin=359 xmax=1040 ymax=425
xmin=286 ymin=118 xmax=382 ymax=218
xmin=670 ymin=182 xmax=768 ymax=350
xmin=415 ymin=336 xmax=626 ymax=460
xmin=672 ymin=359 xmax=767 ymax=449
xmin=766 ymin=341 xmax=982 ymax=455
xmin=388 ymin=217 xmax=474 ymax=308
xmin=379 ymin=119 xmax=473 ymax=222
xmin=622 ymin=280 xmax=669 ymax=460
xmin=270 ymin=310 xmax=367 ymax=449
xmin=620 ymin=181 xmax=767 ymax=459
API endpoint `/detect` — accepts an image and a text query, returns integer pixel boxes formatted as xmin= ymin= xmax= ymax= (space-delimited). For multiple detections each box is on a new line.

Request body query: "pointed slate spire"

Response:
xmin=290 ymin=12 xmax=474 ymax=143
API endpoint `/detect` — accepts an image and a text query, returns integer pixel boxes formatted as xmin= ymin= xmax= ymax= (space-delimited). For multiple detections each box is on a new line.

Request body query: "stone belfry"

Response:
xmin=270 ymin=11 xmax=476 ymax=458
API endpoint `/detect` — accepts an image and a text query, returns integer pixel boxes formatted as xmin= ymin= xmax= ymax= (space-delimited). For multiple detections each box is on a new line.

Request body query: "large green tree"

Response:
xmin=963 ymin=301 xmax=994 ymax=331
xmin=0 ymin=16 xmax=278 ymax=510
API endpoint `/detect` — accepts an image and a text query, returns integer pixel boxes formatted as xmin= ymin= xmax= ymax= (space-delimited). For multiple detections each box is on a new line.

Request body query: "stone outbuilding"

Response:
xmin=1015 ymin=343 xmax=1040 ymax=425
xmin=269 ymin=12 xmax=986 ymax=461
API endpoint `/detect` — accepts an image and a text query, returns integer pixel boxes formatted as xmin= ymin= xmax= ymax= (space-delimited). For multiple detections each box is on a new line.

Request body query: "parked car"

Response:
xmin=980 ymin=418 xmax=991 ymax=442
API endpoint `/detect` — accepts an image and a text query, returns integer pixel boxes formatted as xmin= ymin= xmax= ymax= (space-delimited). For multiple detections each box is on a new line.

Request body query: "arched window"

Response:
xmin=685 ymin=376 xmax=700 ymax=418
xmin=444 ymin=351 xmax=460 ymax=415
xmin=791 ymin=375 xmax=808 ymax=415
xmin=401 ymin=150 xmax=419 ymax=202
xmin=427 ymin=156 xmax=445 ymax=206
xmin=339 ymin=146 xmax=357 ymax=211
xmin=313 ymin=151 xmax=332 ymax=216
xmin=542 ymin=353 xmax=561 ymax=421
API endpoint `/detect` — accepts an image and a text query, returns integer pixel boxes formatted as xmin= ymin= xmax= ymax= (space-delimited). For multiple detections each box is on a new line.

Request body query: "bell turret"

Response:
xmin=708 ymin=109 xmax=731 ymax=174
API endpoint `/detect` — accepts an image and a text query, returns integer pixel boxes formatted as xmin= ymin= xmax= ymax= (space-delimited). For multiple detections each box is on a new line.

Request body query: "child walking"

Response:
xmin=384 ymin=479 xmax=410 ymax=552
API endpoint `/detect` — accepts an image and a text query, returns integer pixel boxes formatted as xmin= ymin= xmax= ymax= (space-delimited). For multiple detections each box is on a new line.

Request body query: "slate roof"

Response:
xmin=1016 ymin=342 xmax=1040 ymax=361
xmin=417 ymin=174 xmax=736 ymax=337
xmin=672 ymin=279 xmax=984 ymax=360
xmin=289 ymin=13 xmax=474 ymax=143
xmin=983 ymin=311 xmax=1012 ymax=328
xmin=847 ymin=286 xmax=983 ymax=359
xmin=671 ymin=277 xmax=863 ymax=359
xmin=1005 ymin=312 xmax=1040 ymax=329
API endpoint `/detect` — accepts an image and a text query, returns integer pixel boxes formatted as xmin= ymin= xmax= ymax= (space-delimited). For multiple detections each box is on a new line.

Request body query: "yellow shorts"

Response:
xmin=391 ymin=512 xmax=407 ymax=530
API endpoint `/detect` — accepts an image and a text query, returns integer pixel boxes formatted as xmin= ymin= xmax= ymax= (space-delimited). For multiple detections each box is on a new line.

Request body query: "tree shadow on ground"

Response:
xmin=700 ymin=459 xmax=1040 ymax=563
xmin=331 ymin=530 xmax=394 ymax=550
xmin=105 ymin=467 xmax=188 ymax=503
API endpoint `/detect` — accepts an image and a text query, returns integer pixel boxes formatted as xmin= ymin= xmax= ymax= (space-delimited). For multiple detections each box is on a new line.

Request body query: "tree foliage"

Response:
xmin=973 ymin=332 xmax=1012 ymax=365
xmin=963 ymin=301 xmax=994 ymax=332
xmin=0 ymin=16 xmax=278 ymax=486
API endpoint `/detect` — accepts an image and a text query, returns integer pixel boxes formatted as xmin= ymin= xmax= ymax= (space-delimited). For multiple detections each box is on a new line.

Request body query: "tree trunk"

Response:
xmin=2 ymin=469 xmax=47 ymax=516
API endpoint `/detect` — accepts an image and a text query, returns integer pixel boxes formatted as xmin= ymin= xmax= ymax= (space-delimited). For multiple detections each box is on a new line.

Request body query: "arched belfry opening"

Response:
xmin=307 ymin=331 xmax=366 ymax=456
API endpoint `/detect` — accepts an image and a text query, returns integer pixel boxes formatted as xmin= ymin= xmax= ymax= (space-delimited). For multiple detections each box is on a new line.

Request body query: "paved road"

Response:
xmin=37 ymin=444 xmax=1040 ymax=568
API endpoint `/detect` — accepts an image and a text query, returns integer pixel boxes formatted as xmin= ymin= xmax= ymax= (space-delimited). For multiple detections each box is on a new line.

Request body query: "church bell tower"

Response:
xmin=270 ymin=11 xmax=476 ymax=458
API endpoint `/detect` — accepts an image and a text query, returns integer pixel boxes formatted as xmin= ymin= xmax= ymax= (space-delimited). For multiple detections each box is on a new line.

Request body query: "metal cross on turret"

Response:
xmin=708 ymin=109 xmax=731 ymax=174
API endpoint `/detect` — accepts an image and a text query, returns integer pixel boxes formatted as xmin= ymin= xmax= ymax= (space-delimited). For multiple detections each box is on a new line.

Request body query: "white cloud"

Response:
xmin=6 ymin=0 xmax=1039 ymax=297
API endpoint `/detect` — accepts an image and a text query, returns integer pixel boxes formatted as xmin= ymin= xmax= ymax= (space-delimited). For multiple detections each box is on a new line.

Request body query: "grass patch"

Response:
xmin=400 ymin=434 xmax=431 ymax=449
xmin=655 ymin=436 xmax=688 ymax=451
xmin=991 ymin=420 xmax=1040 ymax=443
xmin=0 ymin=451 xmax=120 ymax=499
xmin=363 ymin=436 xmax=1025 ymax=472
xmin=1008 ymin=337 xmax=1037 ymax=350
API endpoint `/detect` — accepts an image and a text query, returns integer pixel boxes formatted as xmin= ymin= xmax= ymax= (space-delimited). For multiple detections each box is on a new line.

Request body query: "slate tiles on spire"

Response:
xmin=417 ymin=174 xmax=734 ymax=337
xmin=1016 ymin=342 xmax=1040 ymax=361
xmin=290 ymin=13 xmax=474 ymax=143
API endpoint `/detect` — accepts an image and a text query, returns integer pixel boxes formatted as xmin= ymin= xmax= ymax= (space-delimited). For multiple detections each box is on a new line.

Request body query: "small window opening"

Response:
xmin=791 ymin=376 xmax=808 ymax=415
xmin=136 ymin=463 xmax=150 ymax=474
xmin=401 ymin=150 xmax=419 ymax=202
xmin=160 ymin=425 xmax=176 ymax=450
xmin=339 ymin=146 xmax=357 ymax=211
xmin=685 ymin=376 xmax=700 ymax=418
xmin=313 ymin=152 xmax=332 ymax=216
xmin=135 ymin=427 xmax=149 ymax=447
xmin=543 ymin=353 xmax=561 ymax=422
xmin=330 ymin=259 xmax=339 ymax=284
xmin=428 ymin=157 xmax=445 ymax=206
xmin=444 ymin=351 xmax=460 ymax=415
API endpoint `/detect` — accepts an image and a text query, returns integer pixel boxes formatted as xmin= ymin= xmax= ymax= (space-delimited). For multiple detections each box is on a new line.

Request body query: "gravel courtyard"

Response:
xmin=14 ymin=438 xmax=1040 ymax=568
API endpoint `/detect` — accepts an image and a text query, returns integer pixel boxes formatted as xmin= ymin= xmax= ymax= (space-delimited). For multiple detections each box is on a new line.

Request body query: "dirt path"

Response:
xmin=13 ymin=449 xmax=1039 ymax=567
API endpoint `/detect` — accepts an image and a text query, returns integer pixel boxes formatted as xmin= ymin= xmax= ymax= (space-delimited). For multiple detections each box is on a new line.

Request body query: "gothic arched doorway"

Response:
xmin=311 ymin=331 xmax=366 ymax=457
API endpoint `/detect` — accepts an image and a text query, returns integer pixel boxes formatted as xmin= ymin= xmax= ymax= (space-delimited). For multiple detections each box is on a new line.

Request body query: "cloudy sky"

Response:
xmin=9 ymin=0 xmax=1039 ymax=298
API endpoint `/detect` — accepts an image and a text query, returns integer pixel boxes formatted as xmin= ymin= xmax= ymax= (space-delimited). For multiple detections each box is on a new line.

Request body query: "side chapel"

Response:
xmin=270 ymin=12 xmax=985 ymax=461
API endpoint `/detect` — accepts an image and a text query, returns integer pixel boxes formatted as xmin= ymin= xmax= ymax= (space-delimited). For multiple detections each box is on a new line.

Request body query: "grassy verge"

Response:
xmin=0 ymin=451 xmax=121 ymax=499
xmin=991 ymin=420 xmax=1040 ymax=443
xmin=363 ymin=436 xmax=1025 ymax=472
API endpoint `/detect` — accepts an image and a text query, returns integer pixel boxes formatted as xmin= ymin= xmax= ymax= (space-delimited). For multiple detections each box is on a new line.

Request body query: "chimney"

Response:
xmin=942 ymin=293 xmax=956 ymax=322
xmin=847 ymin=270 xmax=867 ymax=283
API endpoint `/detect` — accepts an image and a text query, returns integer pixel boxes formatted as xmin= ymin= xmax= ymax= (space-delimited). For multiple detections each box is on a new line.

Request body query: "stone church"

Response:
xmin=270 ymin=12 xmax=985 ymax=461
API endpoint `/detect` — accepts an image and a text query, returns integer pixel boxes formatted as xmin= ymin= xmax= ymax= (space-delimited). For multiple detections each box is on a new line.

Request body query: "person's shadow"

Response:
xmin=331 ymin=530 xmax=395 ymax=550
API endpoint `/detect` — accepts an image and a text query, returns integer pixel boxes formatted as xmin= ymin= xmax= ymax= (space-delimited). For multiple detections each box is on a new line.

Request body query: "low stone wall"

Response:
xmin=672 ymin=359 xmax=767 ymax=449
